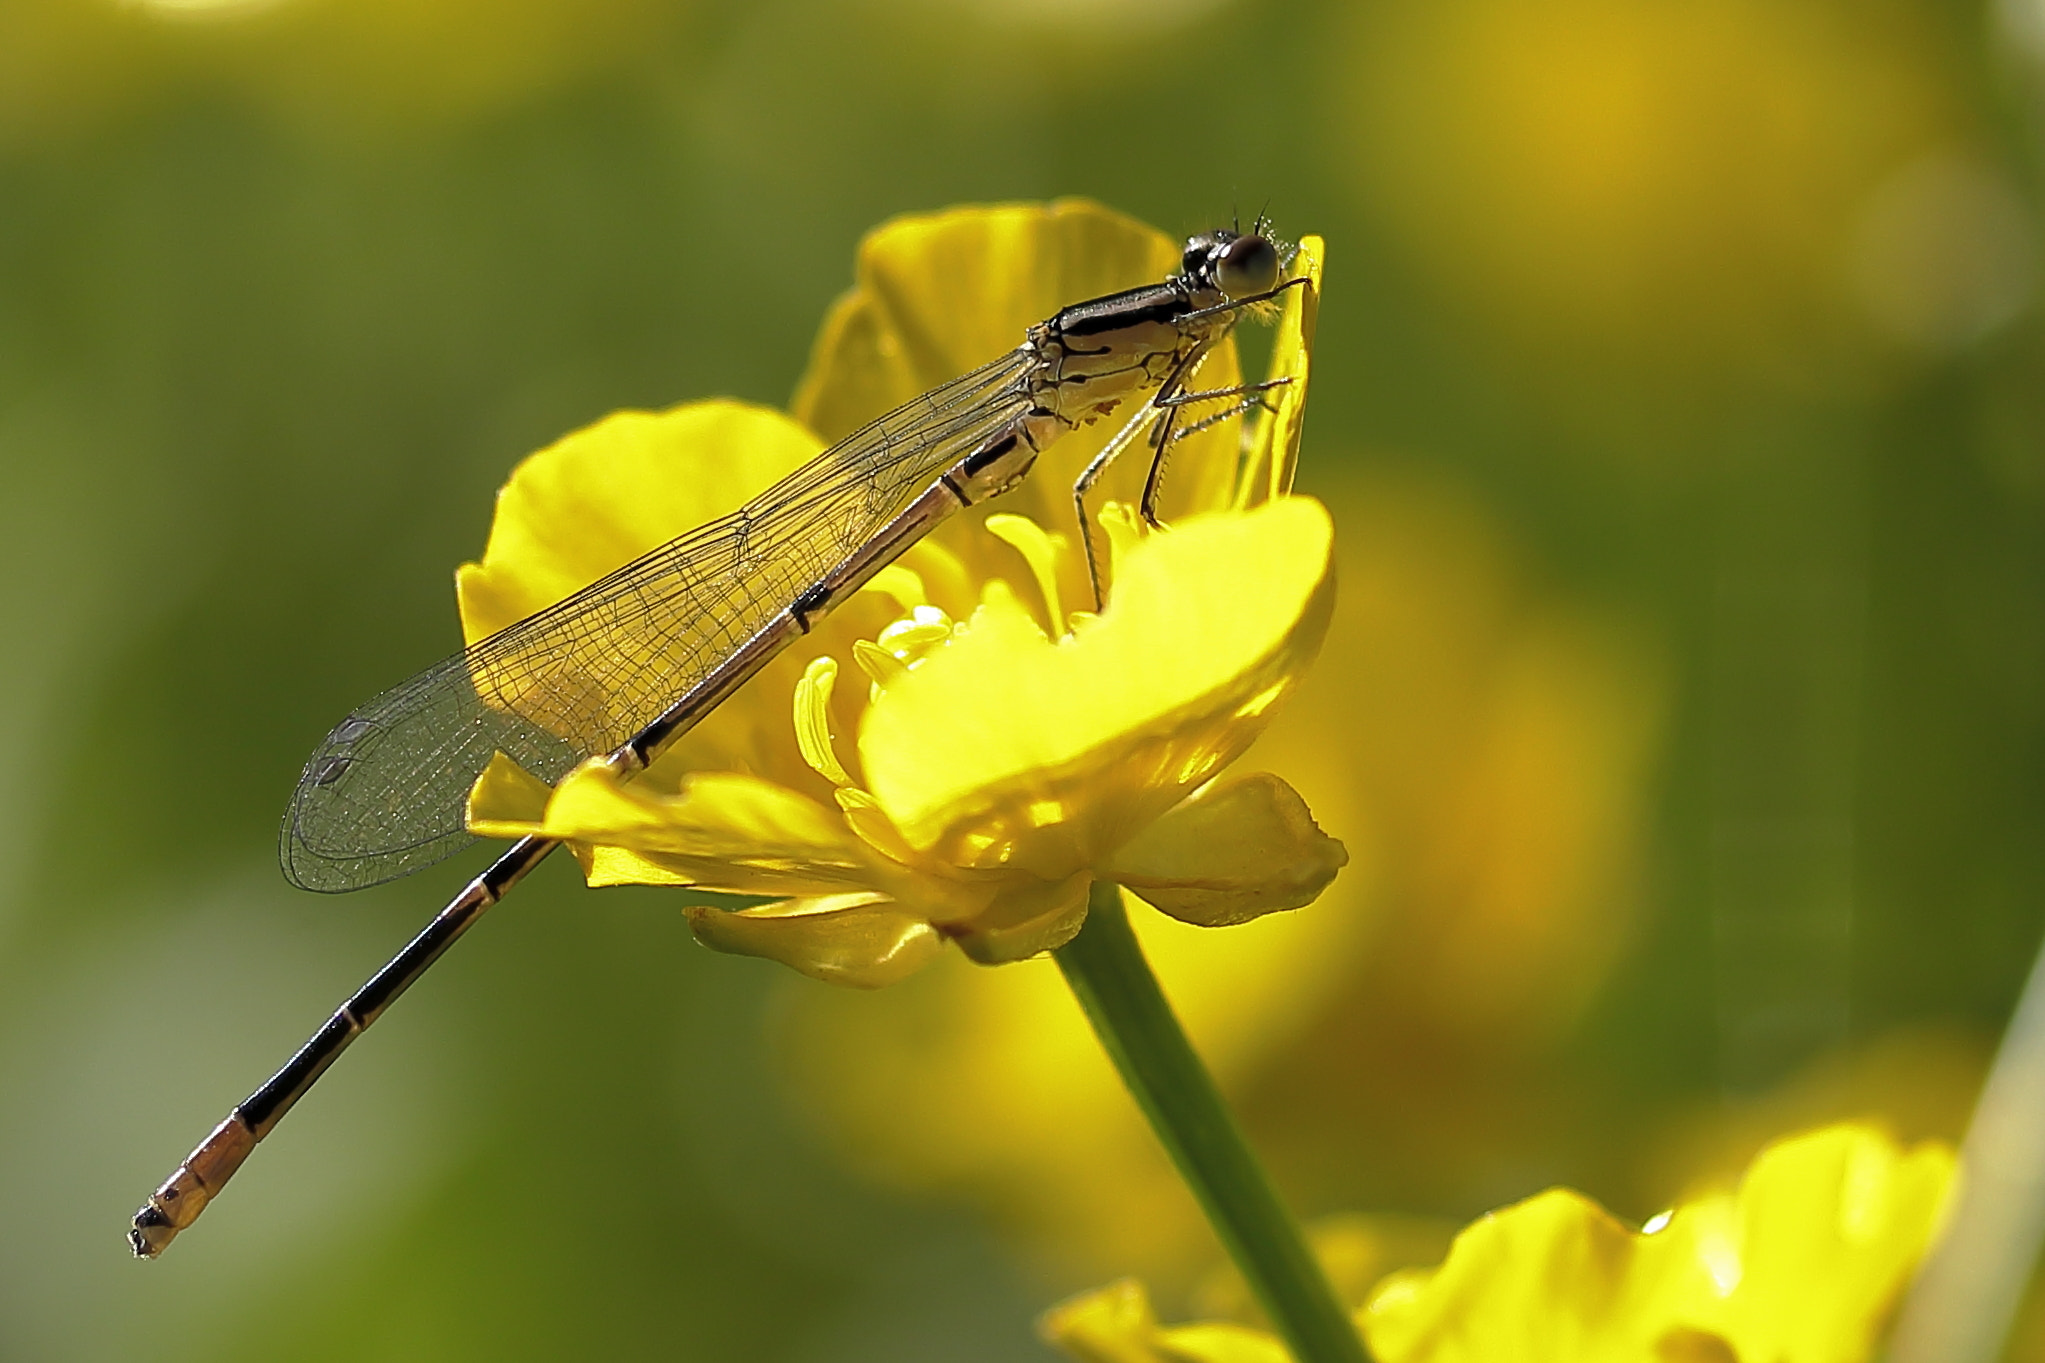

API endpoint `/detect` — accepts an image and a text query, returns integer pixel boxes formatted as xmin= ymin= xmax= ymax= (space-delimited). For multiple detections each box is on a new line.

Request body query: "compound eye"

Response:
xmin=1216 ymin=234 xmax=1280 ymax=299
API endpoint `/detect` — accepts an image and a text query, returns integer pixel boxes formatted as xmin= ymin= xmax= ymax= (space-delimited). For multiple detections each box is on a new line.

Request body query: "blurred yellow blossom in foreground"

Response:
xmin=1043 ymin=1123 xmax=1956 ymax=1363
xmin=462 ymin=200 xmax=1340 ymax=981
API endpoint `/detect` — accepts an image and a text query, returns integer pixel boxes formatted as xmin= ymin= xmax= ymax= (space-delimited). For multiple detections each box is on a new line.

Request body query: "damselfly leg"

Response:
xmin=1070 ymin=273 xmax=1311 ymax=609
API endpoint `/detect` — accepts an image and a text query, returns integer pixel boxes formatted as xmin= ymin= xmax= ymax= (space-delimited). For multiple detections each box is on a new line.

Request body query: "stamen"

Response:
xmin=793 ymin=656 xmax=854 ymax=786
xmin=874 ymin=604 xmax=955 ymax=659
xmin=853 ymin=639 xmax=912 ymax=692
xmin=854 ymin=604 xmax=957 ymax=697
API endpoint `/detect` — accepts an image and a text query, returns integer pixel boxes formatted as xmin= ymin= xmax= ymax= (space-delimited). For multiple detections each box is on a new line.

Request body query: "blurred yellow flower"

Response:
xmin=1640 ymin=1026 xmax=1989 ymax=1222
xmin=0 ymin=0 xmax=685 ymax=145
xmin=461 ymin=200 xmax=1340 ymax=983
xmin=1334 ymin=0 xmax=1956 ymax=396
xmin=1043 ymin=1123 xmax=1957 ymax=1363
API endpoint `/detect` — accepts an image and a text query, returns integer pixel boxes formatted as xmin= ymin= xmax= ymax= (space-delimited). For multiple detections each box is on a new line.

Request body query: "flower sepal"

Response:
xmin=1105 ymin=771 xmax=1349 ymax=928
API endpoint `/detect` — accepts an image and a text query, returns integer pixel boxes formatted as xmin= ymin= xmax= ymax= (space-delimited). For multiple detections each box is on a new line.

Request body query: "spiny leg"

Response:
xmin=1153 ymin=377 xmax=1292 ymax=412
xmin=1071 ymin=338 xmax=1221 ymax=608
xmin=1069 ymin=293 xmax=1313 ymax=606
xmin=1073 ymin=397 xmax=1173 ymax=610
xmin=1174 ymin=388 xmax=1286 ymax=442
xmin=1173 ymin=375 xmax=1297 ymax=442
xmin=1138 ymin=377 xmax=1293 ymax=527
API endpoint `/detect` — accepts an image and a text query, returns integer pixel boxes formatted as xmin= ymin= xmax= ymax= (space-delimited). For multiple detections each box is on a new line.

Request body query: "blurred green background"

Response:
xmin=2 ymin=0 xmax=2042 ymax=1357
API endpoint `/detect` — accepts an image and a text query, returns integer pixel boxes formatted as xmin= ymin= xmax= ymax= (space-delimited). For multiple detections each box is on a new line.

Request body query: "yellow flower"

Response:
xmin=1334 ymin=0 xmax=1952 ymax=394
xmin=1041 ymin=1123 xmax=1957 ymax=1363
xmin=763 ymin=471 xmax=1664 ymax=1282
xmin=461 ymin=200 xmax=1339 ymax=984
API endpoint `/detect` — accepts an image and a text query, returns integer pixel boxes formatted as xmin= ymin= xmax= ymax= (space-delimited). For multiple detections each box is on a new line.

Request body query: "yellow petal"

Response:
xmin=790 ymin=200 xmax=1242 ymax=596
xmin=1154 ymin=1326 xmax=1294 ymax=1363
xmin=1713 ymin=1124 xmax=1957 ymax=1361
xmin=1236 ymin=235 xmax=1324 ymax=509
xmin=454 ymin=399 xmax=823 ymax=643
xmin=1098 ymin=500 xmax=1145 ymax=581
xmin=447 ymin=397 xmax=865 ymax=791
xmin=1040 ymin=1279 xmax=1167 ymax=1363
xmin=473 ymin=756 xmax=879 ymax=899
xmin=949 ymin=870 xmax=1093 ymax=965
xmin=986 ymin=511 xmax=1069 ymax=637
xmin=1040 ymin=1279 xmax=1289 ymax=1363
xmin=859 ymin=497 xmax=1336 ymax=877
xmin=466 ymin=750 xmax=557 ymax=831
xmin=794 ymin=199 xmax=1186 ymax=442
xmin=1361 ymin=1123 xmax=1957 ymax=1363
xmin=794 ymin=655 xmax=854 ymax=786
xmin=1105 ymin=772 xmax=1349 ymax=927
xmin=580 ymin=845 xmax=709 ymax=889
xmin=685 ymin=893 xmax=946 ymax=989
xmin=895 ymin=535 xmax=979 ymax=617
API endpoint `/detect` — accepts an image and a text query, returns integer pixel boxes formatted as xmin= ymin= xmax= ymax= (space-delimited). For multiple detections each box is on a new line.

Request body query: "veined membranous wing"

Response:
xmin=281 ymin=353 xmax=1034 ymax=892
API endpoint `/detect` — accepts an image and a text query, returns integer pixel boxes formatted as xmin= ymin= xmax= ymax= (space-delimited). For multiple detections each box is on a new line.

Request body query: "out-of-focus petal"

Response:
xmin=1716 ymin=1123 xmax=1958 ymax=1361
xmin=1106 ymin=772 xmax=1348 ymax=927
xmin=1361 ymin=1123 xmax=1957 ymax=1363
xmin=1041 ymin=1279 xmax=1290 ymax=1363
xmin=1040 ymin=1279 xmax=1166 ymax=1363
xmin=1043 ymin=1126 xmax=1955 ymax=1363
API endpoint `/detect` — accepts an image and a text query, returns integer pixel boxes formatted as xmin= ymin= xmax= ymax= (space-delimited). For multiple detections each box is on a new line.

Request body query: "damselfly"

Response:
xmin=130 ymin=218 xmax=1310 ymax=1257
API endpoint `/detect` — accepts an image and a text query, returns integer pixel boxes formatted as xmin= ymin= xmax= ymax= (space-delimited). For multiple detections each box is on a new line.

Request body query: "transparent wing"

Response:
xmin=282 ymin=351 xmax=1035 ymax=892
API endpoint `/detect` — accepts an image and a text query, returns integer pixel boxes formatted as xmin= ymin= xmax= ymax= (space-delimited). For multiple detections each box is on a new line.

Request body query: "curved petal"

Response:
xmin=791 ymin=200 xmax=1243 ymax=599
xmin=1361 ymin=1124 xmax=1957 ymax=1363
xmin=1043 ymin=1126 xmax=1954 ymax=1363
xmin=1717 ymin=1124 xmax=1957 ymax=1361
xmin=794 ymin=199 xmax=1185 ymax=442
xmin=466 ymin=750 xmax=556 ymax=830
xmin=450 ymin=394 xmax=924 ymax=787
xmin=859 ymin=497 xmax=1337 ymax=879
xmin=472 ymin=754 xmax=881 ymax=898
xmin=1237 ymin=234 xmax=1325 ymax=508
xmin=1040 ymin=1279 xmax=1290 ymax=1363
xmin=1105 ymin=772 xmax=1349 ymax=927
xmin=950 ymin=870 xmax=1093 ymax=965
xmin=1040 ymin=1279 xmax=1166 ymax=1363
xmin=455 ymin=399 xmax=823 ymax=642
xmin=686 ymin=893 xmax=947 ymax=988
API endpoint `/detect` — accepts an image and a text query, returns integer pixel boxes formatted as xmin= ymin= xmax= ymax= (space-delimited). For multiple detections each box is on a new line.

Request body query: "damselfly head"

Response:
xmin=1181 ymin=227 xmax=1286 ymax=301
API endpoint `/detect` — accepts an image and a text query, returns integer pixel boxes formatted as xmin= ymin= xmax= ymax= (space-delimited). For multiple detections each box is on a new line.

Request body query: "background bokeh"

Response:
xmin=2 ymin=0 xmax=2041 ymax=1357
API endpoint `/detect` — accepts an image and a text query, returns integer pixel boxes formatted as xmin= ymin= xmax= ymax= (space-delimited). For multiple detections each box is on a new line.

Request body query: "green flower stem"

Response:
xmin=1054 ymin=881 xmax=1372 ymax=1363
